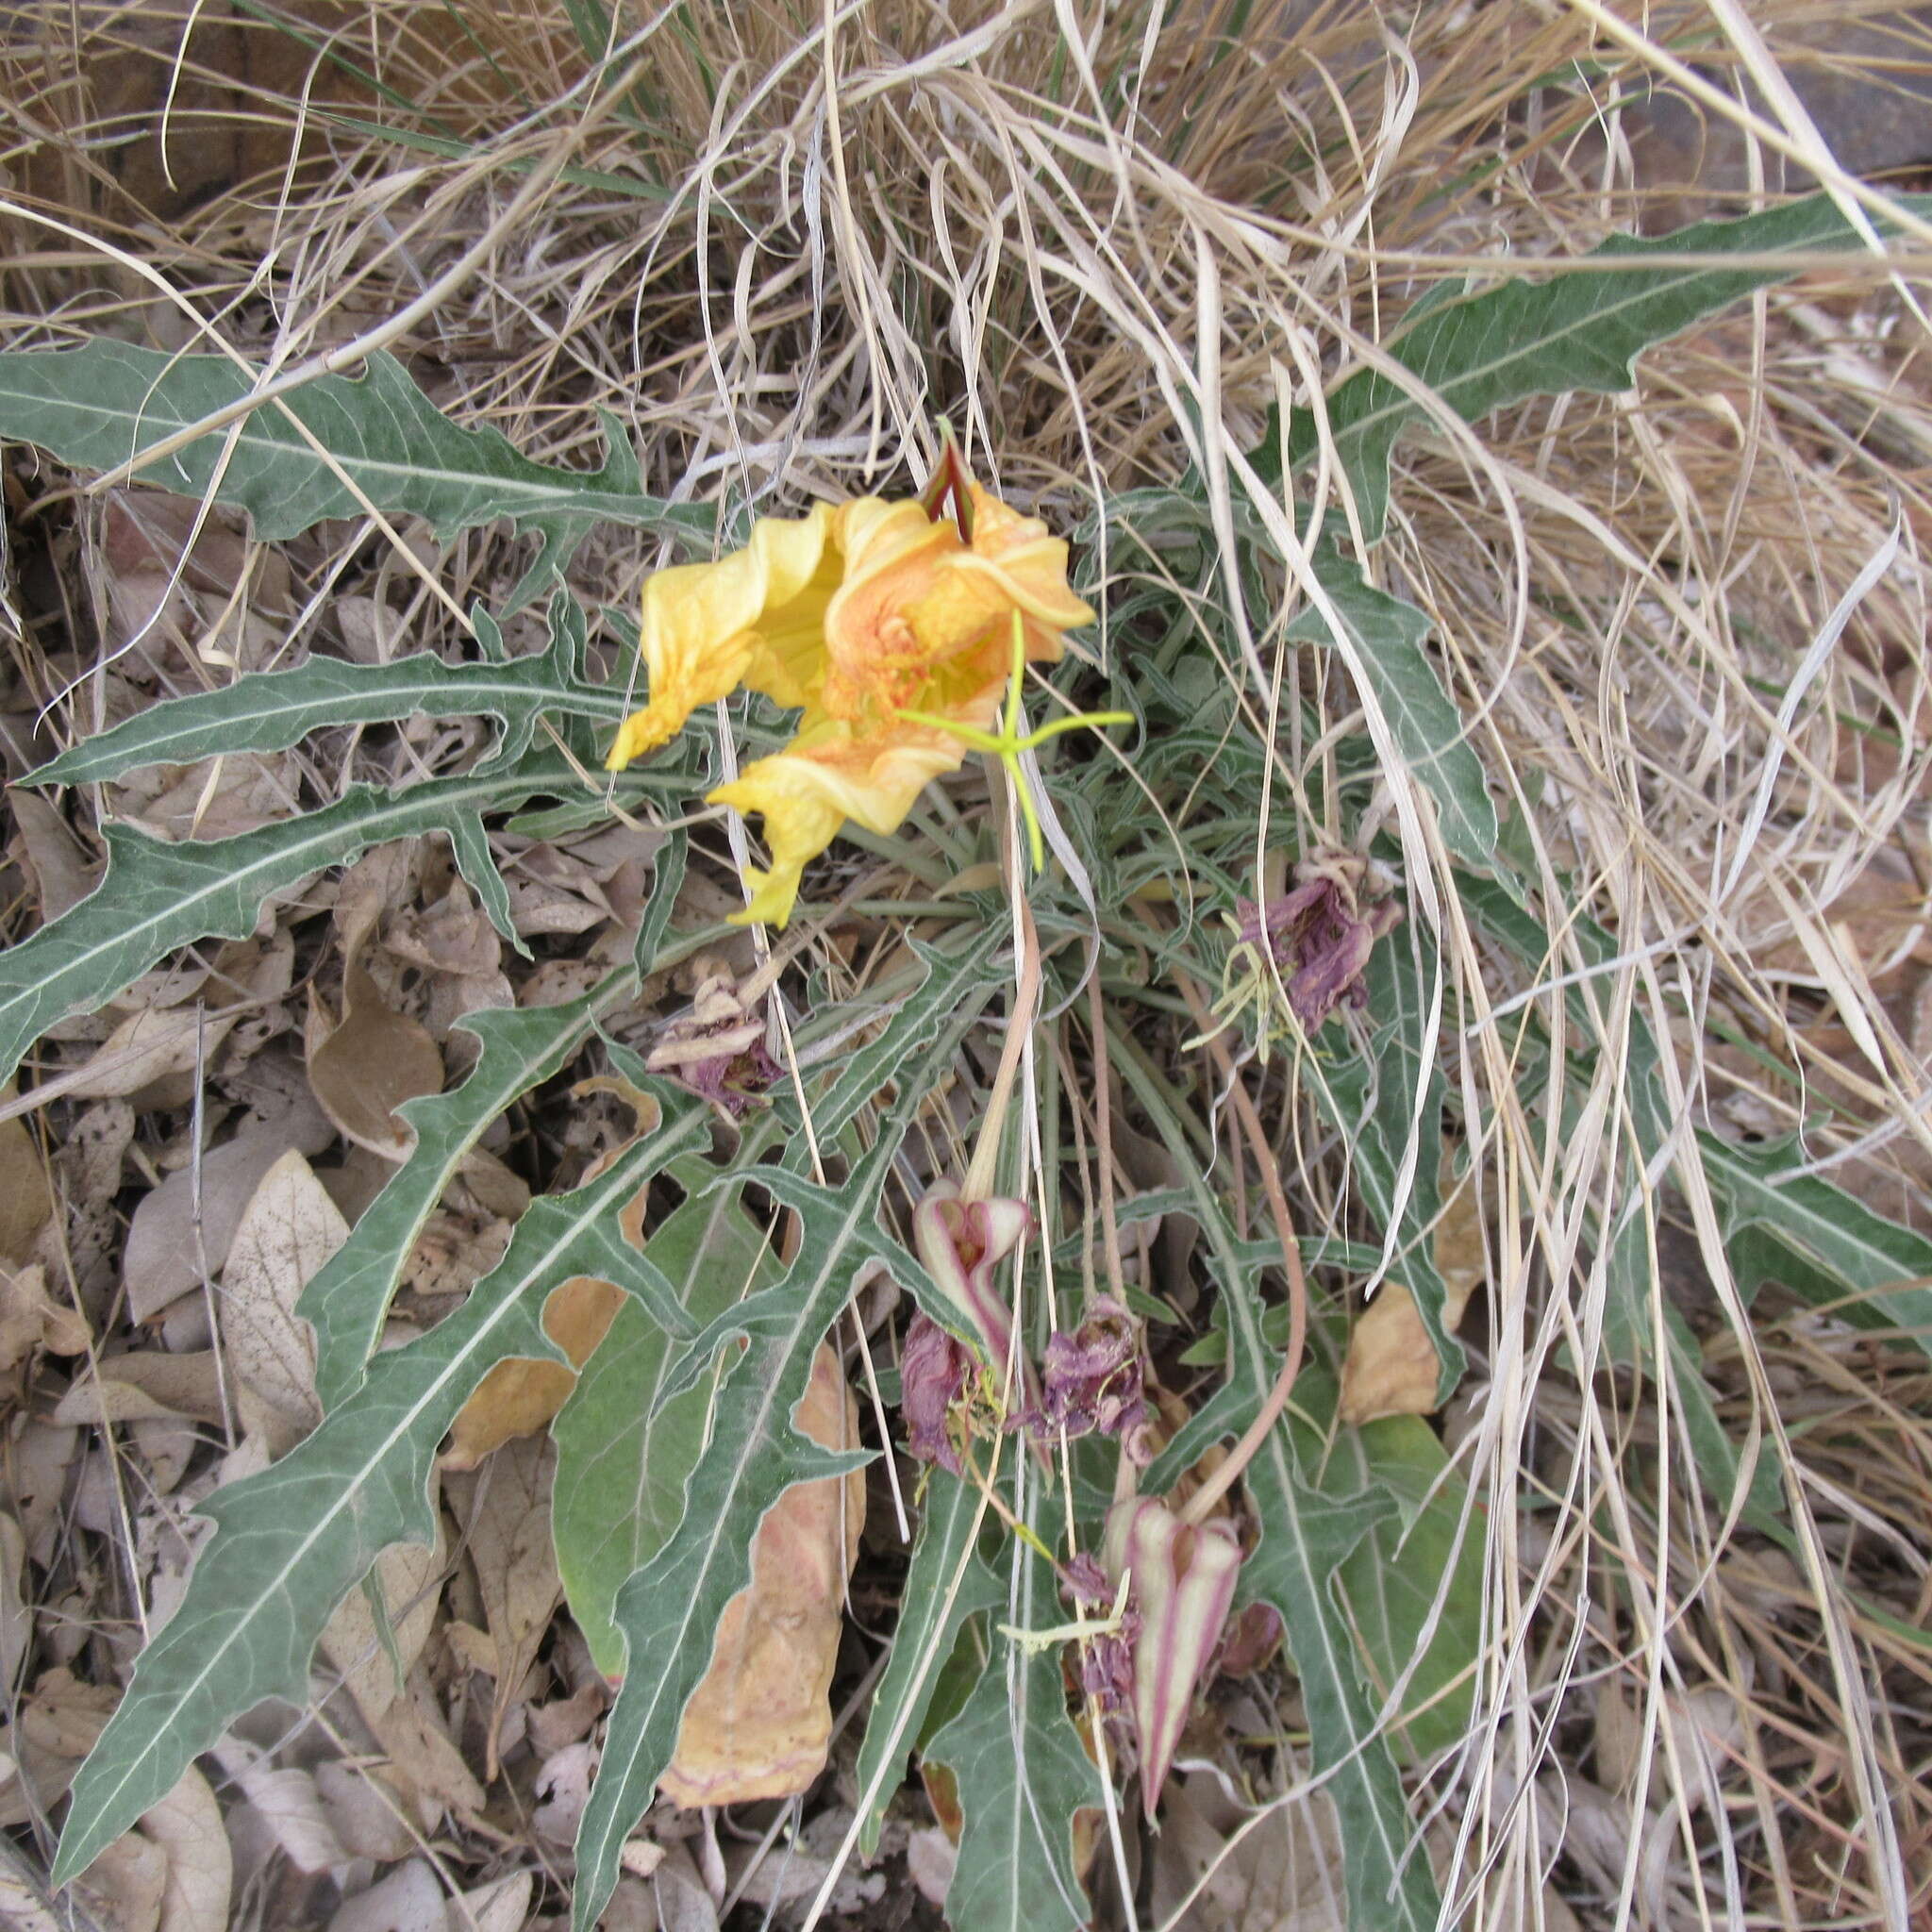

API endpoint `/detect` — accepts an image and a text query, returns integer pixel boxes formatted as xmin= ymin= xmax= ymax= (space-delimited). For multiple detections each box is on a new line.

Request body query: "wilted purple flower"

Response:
xmin=1035 ymin=1297 xmax=1150 ymax=1458
xmin=646 ymin=973 xmax=783 ymax=1116
xmin=1104 ymin=1497 xmax=1243 ymax=1816
xmin=900 ymin=1312 xmax=974 ymax=1474
xmin=1061 ymin=1551 xmax=1140 ymax=1761
xmin=1236 ymin=854 xmax=1402 ymax=1031
xmin=911 ymin=1182 xmax=1039 ymax=1420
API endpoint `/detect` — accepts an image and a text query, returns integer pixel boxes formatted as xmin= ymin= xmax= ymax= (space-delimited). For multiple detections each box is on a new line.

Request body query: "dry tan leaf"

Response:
xmin=63 ymin=1005 xmax=242 ymax=1104
xmin=2 ymin=1420 xmax=80 ymax=1567
xmin=211 ymin=1740 xmax=344 ymax=1875
xmin=139 ymin=1764 xmax=231 ymax=1932
xmin=658 ymin=1341 xmax=863 ymax=1807
xmin=361 ymin=1669 xmax=485 ymax=1833
xmin=0 ymin=1103 xmax=54 ymax=1264
xmin=0 ymin=1264 xmax=89 ymax=1374
xmin=0 ymin=1668 xmax=114 ymax=1827
xmin=532 ymin=1740 xmax=596 ymax=1844
xmin=314 ymin=1760 xmax=417 ymax=1864
xmin=0 ymin=1860 xmax=63 ymax=1932
xmin=219 ymin=1149 xmax=344 ymax=1452
xmin=326 ymin=1857 xmax=445 ymax=1932
xmin=319 ymin=1507 xmax=446 ymax=1727
xmin=1339 ymin=1160 xmax=1485 ymax=1425
xmin=444 ymin=1436 xmax=559 ymax=1779
xmin=0 ymin=1514 xmax=29 ymax=1696
xmin=52 ymin=1350 xmax=229 ymax=1427
xmin=125 ymin=1112 xmax=334 ymax=1324
xmin=9 ymin=790 xmax=97 ymax=925
xmin=74 ymin=1824 xmax=167 ymax=1932
xmin=451 ymin=1870 xmax=533 ymax=1932
xmin=441 ymin=1275 xmax=624 ymax=1469
xmin=307 ymin=958 xmax=443 ymax=1160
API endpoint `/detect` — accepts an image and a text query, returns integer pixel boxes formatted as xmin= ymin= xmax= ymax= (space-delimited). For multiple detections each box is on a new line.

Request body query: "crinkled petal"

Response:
xmin=707 ymin=713 xmax=978 ymax=928
xmin=607 ymin=504 xmax=837 ymax=771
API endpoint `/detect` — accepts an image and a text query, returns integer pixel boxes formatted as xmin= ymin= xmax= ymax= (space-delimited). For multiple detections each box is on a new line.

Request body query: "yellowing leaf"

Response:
xmin=658 ymin=1341 xmax=863 ymax=1807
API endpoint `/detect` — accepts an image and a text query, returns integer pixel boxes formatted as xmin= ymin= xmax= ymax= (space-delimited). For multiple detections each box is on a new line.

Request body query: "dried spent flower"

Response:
xmin=644 ymin=966 xmax=783 ymax=1116
xmin=1034 ymin=1296 xmax=1151 ymax=1458
xmin=899 ymin=1312 xmax=974 ymax=1476
xmin=1234 ymin=850 xmax=1403 ymax=1032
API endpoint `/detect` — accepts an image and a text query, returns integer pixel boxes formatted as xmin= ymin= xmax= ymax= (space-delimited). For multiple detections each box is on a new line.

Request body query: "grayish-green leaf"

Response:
xmin=1289 ymin=549 xmax=1497 ymax=871
xmin=551 ymin=1134 xmax=781 ymax=1676
xmin=302 ymin=973 xmax=632 ymax=1412
xmin=924 ymin=1541 xmax=1103 ymax=1932
xmin=1303 ymin=914 xmax=1467 ymax=1407
xmin=51 ymin=1093 xmax=713 ymax=1886
xmin=1264 ymin=192 xmax=1932 ymax=541
xmin=0 ymin=343 xmax=713 ymax=605
xmin=29 ymin=598 xmax=630 ymax=790
xmin=854 ymin=1473 xmax=1002 ymax=1858
xmin=0 ymin=755 xmax=573 ymax=1091
xmin=568 ymin=974 xmax=1002 ymax=1930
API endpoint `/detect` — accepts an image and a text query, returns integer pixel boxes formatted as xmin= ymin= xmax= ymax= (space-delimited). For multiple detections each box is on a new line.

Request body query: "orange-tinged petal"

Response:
xmin=706 ymin=708 xmax=984 ymax=928
xmin=606 ymin=505 xmax=837 ymax=771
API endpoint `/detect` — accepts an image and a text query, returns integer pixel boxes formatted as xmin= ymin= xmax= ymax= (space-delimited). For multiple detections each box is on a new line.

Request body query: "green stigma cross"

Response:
xmin=899 ymin=610 xmax=1132 ymax=873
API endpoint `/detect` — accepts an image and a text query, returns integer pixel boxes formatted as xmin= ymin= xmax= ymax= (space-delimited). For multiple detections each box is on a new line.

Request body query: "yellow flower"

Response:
xmin=607 ymin=471 xmax=1096 ymax=927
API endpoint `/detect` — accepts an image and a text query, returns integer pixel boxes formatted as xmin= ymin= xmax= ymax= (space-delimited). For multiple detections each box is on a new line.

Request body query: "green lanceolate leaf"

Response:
xmin=1109 ymin=1025 xmax=1441 ymax=1932
xmin=51 ymin=1091 xmax=713 ymax=1886
xmin=854 ymin=1471 xmax=1003 ymax=1858
xmin=1289 ymin=548 xmax=1497 ymax=872
xmin=569 ymin=977 xmax=999 ymax=1931
xmin=924 ymin=1540 xmax=1104 ymax=1932
xmin=29 ymin=593 xmax=632 ymax=789
xmin=0 ymin=754 xmax=577 ymax=1091
xmin=1325 ymin=1404 xmax=1484 ymax=1765
xmin=1260 ymin=191 xmax=1932 ymax=540
xmin=0 ymin=343 xmax=714 ymax=604
xmin=303 ymin=974 xmax=635 ymax=1412
xmin=551 ymin=1134 xmax=783 ymax=1677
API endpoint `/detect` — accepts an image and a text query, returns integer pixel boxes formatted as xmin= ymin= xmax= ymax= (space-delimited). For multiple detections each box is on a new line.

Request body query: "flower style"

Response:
xmin=606 ymin=466 xmax=1096 ymax=927
xmin=1103 ymin=1495 xmax=1243 ymax=1817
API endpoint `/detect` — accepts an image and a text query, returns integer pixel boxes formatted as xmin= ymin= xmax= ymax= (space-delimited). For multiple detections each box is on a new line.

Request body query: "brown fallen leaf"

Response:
xmin=325 ymin=1856 xmax=443 ymax=1932
xmin=52 ymin=1349 xmax=230 ymax=1428
xmin=658 ymin=1341 xmax=864 ymax=1808
xmin=443 ymin=1434 xmax=559 ymax=1779
xmin=218 ymin=1149 xmax=344 ymax=1454
xmin=0 ymin=1667 xmax=116 ymax=1828
xmin=307 ymin=956 xmax=443 ymax=1160
xmin=9 ymin=791 xmax=97 ymax=926
xmin=441 ymin=1275 xmax=624 ymax=1470
xmin=139 ymin=1764 xmax=232 ymax=1932
xmin=361 ymin=1666 xmax=486 ymax=1835
xmin=0 ymin=1101 xmax=54 ymax=1263
xmin=0 ymin=1263 xmax=89 ymax=1374
xmin=1339 ymin=1158 xmax=1485 ymax=1426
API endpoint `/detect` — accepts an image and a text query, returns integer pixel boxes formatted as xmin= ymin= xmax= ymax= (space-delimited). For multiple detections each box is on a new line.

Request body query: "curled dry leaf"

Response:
xmin=658 ymin=1341 xmax=864 ymax=1808
xmin=212 ymin=1738 xmax=345 ymax=1876
xmin=218 ymin=1148 xmax=344 ymax=1454
xmin=1339 ymin=1159 xmax=1486 ymax=1425
xmin=307 ymin=954 xmax=444 ymax=1159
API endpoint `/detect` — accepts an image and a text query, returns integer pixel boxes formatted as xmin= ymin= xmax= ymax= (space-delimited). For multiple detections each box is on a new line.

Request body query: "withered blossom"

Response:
xmin=1236 ymin=852 xmax=1402 ymax=1031
xmin=899 ymin=1312 xmax=974 ymax=1475
xmin=1034 ymin=1296 xmax=1151 ymax=1459
xmin=1061 ymin=1550 xmax=1140 ymax=1754
xmin=644 ymin=970 xmax=783 ymax=1116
